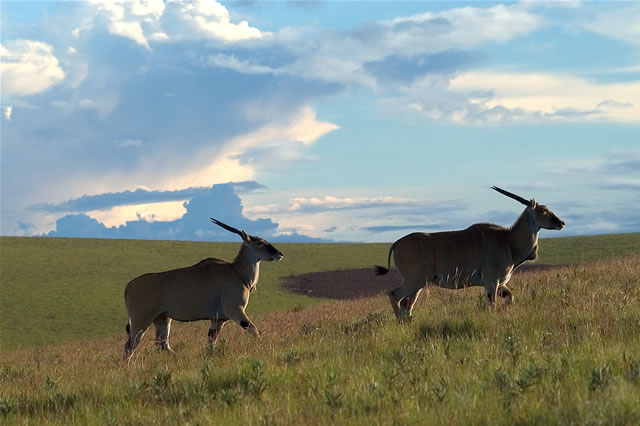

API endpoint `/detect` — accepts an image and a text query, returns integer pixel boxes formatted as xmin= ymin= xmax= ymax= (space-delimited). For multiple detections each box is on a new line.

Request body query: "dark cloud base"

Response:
xmin=46 ymin=183 xmax=330 ymax=243
xmin=32 ymin=181 xmax=265 ymax=213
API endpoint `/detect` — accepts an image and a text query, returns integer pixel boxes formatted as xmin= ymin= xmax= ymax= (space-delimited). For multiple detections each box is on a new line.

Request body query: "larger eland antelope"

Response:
xmin=375 ymin=186 xmax=564 ymax=321
xmin=123 ymin=218 xmax=284 ymax=361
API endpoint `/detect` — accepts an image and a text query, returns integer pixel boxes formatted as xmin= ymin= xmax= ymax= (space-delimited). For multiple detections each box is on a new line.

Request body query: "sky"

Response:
xmin=1 ymin=0 xmax=639 ymax=243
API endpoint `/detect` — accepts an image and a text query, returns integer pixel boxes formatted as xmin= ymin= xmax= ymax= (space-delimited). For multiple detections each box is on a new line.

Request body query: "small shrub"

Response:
xmin=432 ymin=377 xmax=448 ymax=403
xmin=503 ymin=335 xmax=522 ymax=364
xmin=220 ymin=387 xmax=240 ymax=406
xmin=494 ymin=368 xmax=511 ymax=393
xmin=45 ymin=375 xmax=58 ymax=391
xmin=153 ymin=369 xmax=173 ymax=401
xmin=240 ymin=359 xmax=268 ymax=398
xmin=623 ymin=353 xmax=640 ymax=384
xmin=284 ymin=350 xmax=302 ymax=366
xmin=589 ymin=363 xmax=613 ymax=392
xmin=324 ymin=370 xmax=342 ymax=410
xmin=516 ymin=361 xmax=543 ymax=393
xmin=0 ymin=399 xmax=14 ymax=417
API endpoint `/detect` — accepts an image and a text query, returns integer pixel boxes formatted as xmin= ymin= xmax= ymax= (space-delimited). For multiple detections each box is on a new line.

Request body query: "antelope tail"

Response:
xmin=374 ymin=241 xmax=397 ymax=276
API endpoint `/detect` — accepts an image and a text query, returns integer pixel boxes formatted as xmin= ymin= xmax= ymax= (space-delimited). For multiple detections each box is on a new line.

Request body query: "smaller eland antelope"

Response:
xmin=375 ymin=186 xmax=564 ymax=321
xmin=123 ymin=218 xmax=284 ymax=361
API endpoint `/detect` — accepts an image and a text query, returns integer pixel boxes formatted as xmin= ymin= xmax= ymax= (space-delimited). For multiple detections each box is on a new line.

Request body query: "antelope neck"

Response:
xmin=232 ymin=243 xmax=260 ymax=290
xmin=509 ymin=208 xmax=539 ymax=266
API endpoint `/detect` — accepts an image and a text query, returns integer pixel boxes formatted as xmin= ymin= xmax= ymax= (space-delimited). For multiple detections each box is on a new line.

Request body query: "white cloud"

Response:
xmin=172 ymin=0 xmax=269 ymax=43
xmin=399 ymin=70 xmax=640 ymax=123
xmin=3 ymin=106 xmax=12 ymax=121
xmin=382 ymin=3 xmax=543 ymax=52
xmin=583 ymin=4 xmax=640 ymax=46
xmin=111 ymin=19 xmax=149 ymax=48
xmin=205 ymin=3 xmax=543 ymax=89
xmin=85 ymin=0 xmax=268 ymax=47
xmin=88 ymin=200 xmax=186 ymax=228
xmin=206 ymin=54 xmax=282 ymax=75
xmin=287 ymin=195 xmax=416 ymax=212
xmin=0 ymin=40 xmax=65 ymax=96
xmin=153 ymin=106 xmax=338 ymax=191
xmin=89 ymin=0 xmax=165 ymax=49
xmin=151 ymin=32 xmax=169 ymax=41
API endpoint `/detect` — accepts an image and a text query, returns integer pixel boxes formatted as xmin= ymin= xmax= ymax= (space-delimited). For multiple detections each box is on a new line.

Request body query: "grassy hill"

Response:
xmin=1 ymin=255 xmax=639 ymax=424
xmin=1 ymin=233 xmax=639 ymax=352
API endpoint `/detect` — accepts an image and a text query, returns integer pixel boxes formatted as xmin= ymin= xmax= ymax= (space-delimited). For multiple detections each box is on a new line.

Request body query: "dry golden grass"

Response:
xmin=1 ymin=256 xmax=639 ymax=425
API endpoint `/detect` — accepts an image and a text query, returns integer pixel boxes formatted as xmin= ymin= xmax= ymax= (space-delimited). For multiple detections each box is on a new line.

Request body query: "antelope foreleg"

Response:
xmin=400 ymin=288 xmax=423 ymax=318
xmin=230 ymin=309 xmax=259 ymax=336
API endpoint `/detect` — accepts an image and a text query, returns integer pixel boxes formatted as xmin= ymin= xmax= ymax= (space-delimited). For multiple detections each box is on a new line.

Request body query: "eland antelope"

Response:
xmin=375 ymin=186 xmax=564 ymax=320
xmin=123 ymin=218 xmax=284 ymax=360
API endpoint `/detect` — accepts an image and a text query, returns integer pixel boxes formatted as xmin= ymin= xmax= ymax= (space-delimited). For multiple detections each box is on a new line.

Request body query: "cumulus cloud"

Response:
xmin=162 ymin=105 xmax=338 ymax=191
xmin=0 ymin=40 xmax=65 ymax=96
xmin=86 ymin=0 xmax=268 ymax=48
xmin=176 ymin=0 xmax=269 ymax=42
xmin=443 ymin=71 xmax=640 ymax=123
xmin=46 ymin=183 xmax=327 ymax=242
xmin=32 ymin=181 xmax=265 ymax=214
xmin=386 ymin=70 xmax=640 ymax=124
xmin=203 ymin=3 xmax=639 ymax=125
xmin=205 ymin=3 xmax=541 ymax=90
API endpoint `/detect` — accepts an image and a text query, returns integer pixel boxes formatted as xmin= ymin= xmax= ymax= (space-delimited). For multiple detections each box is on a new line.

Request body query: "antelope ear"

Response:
xmin=241 ymin=230 xmax=250 ymax=242
xmin=530 ymin=198 xmax=538 ymax=209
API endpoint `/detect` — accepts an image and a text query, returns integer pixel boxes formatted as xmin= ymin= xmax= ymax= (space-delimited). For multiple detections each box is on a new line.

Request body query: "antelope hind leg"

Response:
xmin=153 ymin=316 xmax=173 ymax=352
xmin=124 ymin=325 xmax=149 ymax=361
xmin=389 ymin=281 xmax=422 ymax=322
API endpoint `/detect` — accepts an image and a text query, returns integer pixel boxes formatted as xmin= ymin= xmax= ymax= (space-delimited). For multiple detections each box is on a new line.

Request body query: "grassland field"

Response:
xmin=0 ymin=234 xmax=639 ymax=424
xmin=1 ymin=233 xmax=639 ymax=352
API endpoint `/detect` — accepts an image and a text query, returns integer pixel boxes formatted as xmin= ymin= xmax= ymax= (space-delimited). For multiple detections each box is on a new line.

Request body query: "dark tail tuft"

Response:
xmin=126 ymin=322 xmax=130 ymax=335
xmin=375 ymin=265 xmax=389 ymax=276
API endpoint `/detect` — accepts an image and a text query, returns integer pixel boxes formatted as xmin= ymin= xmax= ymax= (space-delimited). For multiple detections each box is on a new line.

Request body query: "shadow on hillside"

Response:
xmin=283 ymin=264 xmax=565 ymax=300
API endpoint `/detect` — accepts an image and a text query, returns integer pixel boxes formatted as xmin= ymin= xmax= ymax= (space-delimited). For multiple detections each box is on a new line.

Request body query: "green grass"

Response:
xmin=1 ymin=255 xmax=639 ymax=425
xmin=1 ymin=234 xmax=639 ymax=352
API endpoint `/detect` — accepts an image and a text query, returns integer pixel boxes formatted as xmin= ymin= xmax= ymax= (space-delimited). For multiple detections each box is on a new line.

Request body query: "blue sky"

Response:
xmin=1 ymin=1 xmax=639 ymax=242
